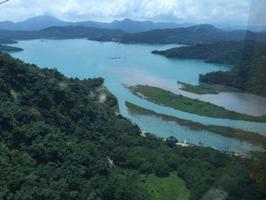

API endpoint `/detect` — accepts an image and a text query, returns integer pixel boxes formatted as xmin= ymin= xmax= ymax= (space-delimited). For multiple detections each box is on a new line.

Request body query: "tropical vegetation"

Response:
xmin=0 ymin=53 xmax=265 ymax=199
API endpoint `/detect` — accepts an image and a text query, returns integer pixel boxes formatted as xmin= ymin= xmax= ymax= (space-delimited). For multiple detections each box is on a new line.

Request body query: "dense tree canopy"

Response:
xmin=0 ymin=53 xmax=265 ymax=199
xmin=153 ymin=40 xmax=266 ymax=96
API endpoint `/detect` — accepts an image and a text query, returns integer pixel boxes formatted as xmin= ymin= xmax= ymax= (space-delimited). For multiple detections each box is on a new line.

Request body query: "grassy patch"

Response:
xmin=140 ymin=173 xmax=190 ymax=200
xmin=126 ymin=101 xmax=266 ymax=146
xmin=178 ymin=81 xmax=238 ymax=95
xmin=127 ymin=85 xmax=266 ymax=122
xmin=178 ymin=81 xmax=229 ymax=94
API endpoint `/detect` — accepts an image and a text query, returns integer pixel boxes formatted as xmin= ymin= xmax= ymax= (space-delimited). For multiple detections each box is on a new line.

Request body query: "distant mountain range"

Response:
xmin=0 ymin=24 xmax=266 ymax=47
xmin=0 ymin=15 xmax=192 ymax=33
xmin=1 ymin=16 xmax=266 ymax=52
xmin=119 ymin=25 xmax=266 ymax=44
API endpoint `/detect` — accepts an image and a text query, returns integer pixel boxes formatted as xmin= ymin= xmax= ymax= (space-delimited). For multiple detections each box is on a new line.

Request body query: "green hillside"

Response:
xmin=0 ymin=53 xmax=265 ymax=200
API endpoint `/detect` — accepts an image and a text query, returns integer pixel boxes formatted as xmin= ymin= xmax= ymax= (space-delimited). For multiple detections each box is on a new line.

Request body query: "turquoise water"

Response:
xmin=10 ymin=39 xmax=266 ymax=153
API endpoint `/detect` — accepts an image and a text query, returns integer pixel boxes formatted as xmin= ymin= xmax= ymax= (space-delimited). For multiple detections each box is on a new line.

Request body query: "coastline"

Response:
xmin=126 ymin=84 xmax=266 ymax=122
xmin=125 ymin=101 xmax=266 ymax=147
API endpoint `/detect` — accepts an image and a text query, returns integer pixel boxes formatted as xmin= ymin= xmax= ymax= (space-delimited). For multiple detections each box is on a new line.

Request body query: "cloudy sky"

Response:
xmin=0 ymin=0 xmax=265 ymax=26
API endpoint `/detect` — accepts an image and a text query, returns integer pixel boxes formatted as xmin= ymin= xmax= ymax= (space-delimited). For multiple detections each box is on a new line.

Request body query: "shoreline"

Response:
xmin=126 ymin=84 xmax=266 ymax=122
xmin=125 ymin=101 xmax=266 ymax=147
xmin=177 ymin=81 xmax=239 ymax=95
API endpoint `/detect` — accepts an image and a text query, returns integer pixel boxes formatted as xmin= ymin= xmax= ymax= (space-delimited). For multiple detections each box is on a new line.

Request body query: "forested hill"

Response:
xmin=119 ymin=25 xmax=266 ymax=44
xmin=153 ymin=41 xmax=266 ymax=96
xmin=152 ymin=41 xmax=266 ymax=65
xmin=0 ymin=26 xmax=124 ymax=41
xmin=1 ymin=24 xmax=266 ymax=46
xmin=0 ymin=44 xmax=23 ymax=52
xmin=0 ymin=27 xmax=124 ymax=52
xmin=0 ymin=53 xmax=266 ymax=199
xmin=0 ymin=39 xmax=23 ymax=52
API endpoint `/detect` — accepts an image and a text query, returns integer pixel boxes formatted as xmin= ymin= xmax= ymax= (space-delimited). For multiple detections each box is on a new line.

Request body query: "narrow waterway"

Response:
xmin=10 ymin=39 xmax=266 ymax=153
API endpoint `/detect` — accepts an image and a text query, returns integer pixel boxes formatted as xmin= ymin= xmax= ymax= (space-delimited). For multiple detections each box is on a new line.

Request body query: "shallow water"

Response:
xmin=10 ymin=39 xmax=266 ymax=153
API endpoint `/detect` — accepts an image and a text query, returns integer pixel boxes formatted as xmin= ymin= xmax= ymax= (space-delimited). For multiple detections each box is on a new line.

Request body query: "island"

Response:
xmin=125 ymin=101 xmax=266 ymax=146
xmin=126 ymin=84 xmax=266 ymax=122
xmin=177 ymin=81 xmax=236 ymax=95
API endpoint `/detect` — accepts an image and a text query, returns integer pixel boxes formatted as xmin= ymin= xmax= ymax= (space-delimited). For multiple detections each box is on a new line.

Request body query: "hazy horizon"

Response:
xmin=0 ymin=0 xmax=265 ymax=28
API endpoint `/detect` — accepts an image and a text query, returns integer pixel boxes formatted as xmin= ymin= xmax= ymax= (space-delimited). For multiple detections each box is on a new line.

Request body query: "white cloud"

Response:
xmin=0 ymin=0 xmax=262 ymax=26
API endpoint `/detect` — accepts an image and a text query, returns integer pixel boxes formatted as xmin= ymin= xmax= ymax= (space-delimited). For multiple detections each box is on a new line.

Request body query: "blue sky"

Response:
xmin=0 ymin=0 xmax=265 ymax=26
